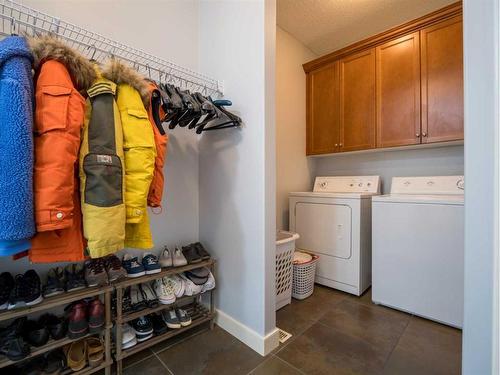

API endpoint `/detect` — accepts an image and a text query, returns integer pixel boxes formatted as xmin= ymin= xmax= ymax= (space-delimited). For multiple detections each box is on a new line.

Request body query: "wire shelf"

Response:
xmin=0 ymin=0 xmax=223 ymax=97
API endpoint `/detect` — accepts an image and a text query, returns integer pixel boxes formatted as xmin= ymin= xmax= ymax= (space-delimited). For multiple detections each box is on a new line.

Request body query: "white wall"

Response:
xmin=198 ymin=0 xmax=278 ymax=355
xmin=463 ymin=0 xmax=499 ymax=373
xmin=6 ymin=0 xmax=201 ymax=272
xmin=315 ymin=145 xmax=464 ymax=194
xmin=276 ymin=27 xmax=316 ymax=230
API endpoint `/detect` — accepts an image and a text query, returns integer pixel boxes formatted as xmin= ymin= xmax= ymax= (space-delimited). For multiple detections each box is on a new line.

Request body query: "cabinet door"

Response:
xmin=421 ymin=16 xmax=463 ymax=143
xmin=339 ymin=49 xmax=376 ymax=152
xmin=306 ymin=63 xmax=339 ymax=155
xmin=376 ymin=32 xmax=421 ymax=148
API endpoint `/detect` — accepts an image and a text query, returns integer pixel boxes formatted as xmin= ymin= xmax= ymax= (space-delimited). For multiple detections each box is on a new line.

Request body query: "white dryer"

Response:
xmin=289 ymin=176 xmax=380 ymax=296
xmin=372 ymin=176 xmax=464 ymax=328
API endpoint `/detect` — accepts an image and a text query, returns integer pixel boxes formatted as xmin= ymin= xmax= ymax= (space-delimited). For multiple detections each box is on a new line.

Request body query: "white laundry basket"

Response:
xmin=292 ymin=252 xmax=319 ymax=300
xmin=275 ymin=231 xmax=299 ymax=310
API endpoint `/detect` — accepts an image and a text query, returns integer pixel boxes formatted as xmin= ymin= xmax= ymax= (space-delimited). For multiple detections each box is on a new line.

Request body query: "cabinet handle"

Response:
xmin=416 ymin=133 xmax=420 ymax=137
xmin=422 ymin=132 xmax=427 ymax=137
xmin=334 ymin=143 xmax=338 ymax=147
xmin=339 ymin=143 xmax=343 ymax=147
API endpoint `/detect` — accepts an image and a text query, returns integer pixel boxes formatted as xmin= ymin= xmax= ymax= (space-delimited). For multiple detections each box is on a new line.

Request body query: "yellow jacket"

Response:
xmin=80 ymin=76 xmax=126 ymax=257
xmin=102 ymin=60 xmax=156 ymax=249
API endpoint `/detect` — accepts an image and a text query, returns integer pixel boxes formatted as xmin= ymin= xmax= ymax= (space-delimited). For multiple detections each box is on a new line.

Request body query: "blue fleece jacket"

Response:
xmin=0 ymin=36 xmax=35 ymax=256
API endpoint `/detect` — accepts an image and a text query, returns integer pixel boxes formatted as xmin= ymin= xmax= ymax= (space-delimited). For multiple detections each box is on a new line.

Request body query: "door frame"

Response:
xmin=463 ymin=0 xmax=500 ymax=373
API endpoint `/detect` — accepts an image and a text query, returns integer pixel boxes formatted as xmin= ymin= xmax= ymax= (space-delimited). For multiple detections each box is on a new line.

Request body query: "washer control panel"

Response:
xmin=390 ymin=176 xmax=464 ymax=195
xmin=313 ymin=176 xmax=381 ymax=193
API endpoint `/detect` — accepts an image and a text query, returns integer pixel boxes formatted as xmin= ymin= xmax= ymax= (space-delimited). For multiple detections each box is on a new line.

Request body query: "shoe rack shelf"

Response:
xmin=113 ymin=259 xmax=216 ymax=375
xmin=0 ymin=285 xmax=113 ymax=322
xmin=0 ymin=286 xmax=113 ymax=375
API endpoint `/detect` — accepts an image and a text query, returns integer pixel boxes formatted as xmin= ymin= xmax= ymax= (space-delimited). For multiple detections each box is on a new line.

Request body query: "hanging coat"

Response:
xmin=0 ymin=36 xmax=35 ymax=256
xmin=80 ymin=75 xmax=126 ymax=257
xmin=28 ymin=36 xmax=96 ymax=263
xmin=102 ymin=60 xmax=156 ymax=249
xmin=146 ymin=82 xmax=168 ymax=208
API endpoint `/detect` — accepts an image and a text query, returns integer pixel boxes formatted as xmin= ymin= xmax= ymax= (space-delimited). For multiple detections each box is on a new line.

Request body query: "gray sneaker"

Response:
xmin=172 ymin=247 xmax=188 ymax=267
xmin=176 ymin=308 xmax=192 ymax=327
xmin=162 ymin=309 xmax=181 ymax=329
xmin=84 ymin=259 xmax=109 ymax=287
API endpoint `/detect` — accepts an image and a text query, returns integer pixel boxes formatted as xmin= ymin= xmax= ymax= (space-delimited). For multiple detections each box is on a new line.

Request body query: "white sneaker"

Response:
xmin=165 ymin=275 xmax=185 ymax=298
xmin=180 ymin=274 xmax=203 ymax=296
xmin=153 ymin=278 xmax=176 ymax=305
xmin=120 ymin=324 xmax=137 ymax=349
xmin=159 ymin=247 xmax=173 ymax=268
xmin=201 ymin=272 xmax=216 ymax=293
xmin=172 ymin=246 xmax=188 ymax=267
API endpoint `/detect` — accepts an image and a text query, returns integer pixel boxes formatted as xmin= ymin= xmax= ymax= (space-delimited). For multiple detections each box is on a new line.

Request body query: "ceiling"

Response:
xmin=277 ymin=0 xmax=458 ymax=56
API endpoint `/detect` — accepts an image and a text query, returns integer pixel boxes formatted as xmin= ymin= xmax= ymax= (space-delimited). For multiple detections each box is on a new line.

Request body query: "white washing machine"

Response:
xmin=289 ymin=176 xmax=380 ymax=296
xmin=372 ymin=175 xmax=464 ymax=328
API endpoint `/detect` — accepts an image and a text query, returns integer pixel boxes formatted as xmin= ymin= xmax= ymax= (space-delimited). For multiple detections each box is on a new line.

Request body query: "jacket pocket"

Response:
xmin=83 ymin=153 xmax=123 ymax=207
xmin=123 ymin=107 xmax=154 ymax=147
xmin=35 ymin=85 xmax=72 ymax=133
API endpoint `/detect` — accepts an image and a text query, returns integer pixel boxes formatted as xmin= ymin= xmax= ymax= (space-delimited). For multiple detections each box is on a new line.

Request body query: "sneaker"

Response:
xmin=104 ymin=255 xmax=127 ymax=282
xmin=122 ymin=254 xmax=146 ymax=278
xmin=201 ymin=272 xmax=216 ymax=293
xmin=172 ymin=246 xmax=188 ymax=267
xmin=0 ymin=318 xmax=30 ymax=360
xmin=130 ymin=285 xmax=146 ymax=311
xmin=142 ymin=253 xmax=161 ymax=274
xmin=153 ymin=278 xmax=176 ymax=305
xmin=159 ymin=247 xmax=173 ymax=268
xmin=131 ymin=316 xmax=153 ymax=337
xmin=85 ymin=259 xmax=109 ymax=287
xmin=65 ymin=264 xmax=86 ymax=292
xmin=140 ymin=283 xmax=158 ymax=308
xmin=180 ymin=274 xmax=203 ymax=296
xmin=193 ymin=242 xmax=211 ymax=260
xmin=151 ymin=313 xmax=168 ymax=335
xmin=185 ymin=267 xmax=210 ymax=285
xmin=120 ymin=324 xmax=137 ymax=349
xmin=43 ymin=268 xmax=65 ymax=298
xmin=182 ymin=244 xmax=202 ymax=264
xmin=0 ymin=272 xmax=14 ymax=310
xmin=8 ymin=270 xmax=43 ymax=309
xmin=39 ymin=314 xmax=67 ymax=340
xmin=22 ymin=319 xmax=49 ymax=347
xmin=166 ymin=275 xmax=185 ymax=298
xmin=161 ymin=310 xmax=181 ymax=329
xmin=176 ymin=308 xmax=192 ymax=327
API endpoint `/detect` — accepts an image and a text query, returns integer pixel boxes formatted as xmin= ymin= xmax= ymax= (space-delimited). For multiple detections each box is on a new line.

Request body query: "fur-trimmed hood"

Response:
xmin=28 ymin=34 xmax=97 ymax=92
xmin=101 ymin=59 xmax=149 ymax=108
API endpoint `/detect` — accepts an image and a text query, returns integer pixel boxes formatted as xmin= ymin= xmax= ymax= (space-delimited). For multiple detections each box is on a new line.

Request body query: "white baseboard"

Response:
xmin=215 ymin=309 xmax=279 ymax=356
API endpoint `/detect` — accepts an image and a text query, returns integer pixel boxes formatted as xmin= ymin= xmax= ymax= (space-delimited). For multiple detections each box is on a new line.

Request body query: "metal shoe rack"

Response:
xmin=0 ymin=286 xmax=114 ymax=375
xmin=113 ymin=259 xmax=216 ymax=375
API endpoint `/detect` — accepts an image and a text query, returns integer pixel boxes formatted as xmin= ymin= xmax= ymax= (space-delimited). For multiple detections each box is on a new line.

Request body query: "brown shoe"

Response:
xmin=86 ymin=337 xmax=104 ymax=367
xmin=66 ymin=301 xmax=88 ymax=339
xmin=87 ymin=298 xmax=104 ymax=333
xmin=84 ymin=259 xmax=108 ymax=287
xmin=67 ymin=339 xmax=86 ymax=371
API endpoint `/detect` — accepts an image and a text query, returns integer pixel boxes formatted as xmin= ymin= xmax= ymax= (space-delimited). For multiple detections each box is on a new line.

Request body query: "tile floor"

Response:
xmin=113 ymin=286 xmax=462 ymax=375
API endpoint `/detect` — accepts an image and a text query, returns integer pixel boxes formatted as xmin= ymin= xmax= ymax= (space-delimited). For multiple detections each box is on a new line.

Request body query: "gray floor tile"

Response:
xmin=383 ymin=316 xmax=462 ymax=375
xmin=123 ymin=356 xmax=170 ymax=375
xmin=319 ymin=298 xmax=410 ymax=354
xmin=157 ymin=326 xmax=265 ymax=375
xmin=277 ymin=322 xmax=388 ymax=375
xmin=250 ymin=355 xmax=303 ymax=375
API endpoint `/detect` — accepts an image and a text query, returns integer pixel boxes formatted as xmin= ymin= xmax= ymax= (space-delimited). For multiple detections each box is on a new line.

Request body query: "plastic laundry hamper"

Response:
xmin=292 ymin=253 xmax=319 ymax=300
xmin=275 ymin=231 xmax=299 ymax=310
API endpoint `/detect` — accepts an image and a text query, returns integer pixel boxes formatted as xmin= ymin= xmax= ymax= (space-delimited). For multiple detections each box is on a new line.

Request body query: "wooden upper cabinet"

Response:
xmin=421 ymin=16 xmax=464 ymax=143
xmin=306 ymin=62 xmax=339 ymax=155
xmin=376 ymin=32 xmax=421 ymax=148
xmin=339 ymin=49 xmax=376 ymax=152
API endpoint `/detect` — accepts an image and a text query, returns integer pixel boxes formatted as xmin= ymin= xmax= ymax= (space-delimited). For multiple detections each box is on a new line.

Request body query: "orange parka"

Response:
xmin=146 ymin=82 xmax=168 ymax=208
xmin=28 ymin=36 xmax=97 ymax=263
